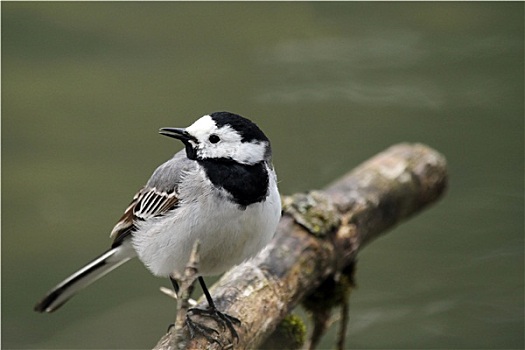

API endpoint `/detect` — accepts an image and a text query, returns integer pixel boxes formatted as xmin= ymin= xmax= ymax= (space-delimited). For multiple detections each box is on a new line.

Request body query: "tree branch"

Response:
xmin=153 ymin=143 xmax=448 ymax=349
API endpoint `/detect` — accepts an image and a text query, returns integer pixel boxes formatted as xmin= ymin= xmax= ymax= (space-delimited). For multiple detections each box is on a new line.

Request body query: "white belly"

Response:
xmin=131 ymin=177 xmax=281 ymax=277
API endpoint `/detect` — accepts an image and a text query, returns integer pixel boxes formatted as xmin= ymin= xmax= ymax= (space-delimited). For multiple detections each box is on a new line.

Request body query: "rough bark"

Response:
xmin=153 ymin=143 xmax=448 ymax=350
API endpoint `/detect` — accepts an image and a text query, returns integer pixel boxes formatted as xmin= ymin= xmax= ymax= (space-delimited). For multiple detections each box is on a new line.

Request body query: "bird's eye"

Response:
xmin=209 ymin=134 xmax=220 ymax=144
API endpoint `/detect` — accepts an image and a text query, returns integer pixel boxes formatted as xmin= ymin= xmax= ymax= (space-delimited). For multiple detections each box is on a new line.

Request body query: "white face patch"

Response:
xmin=236 ymin=141 xmax=267 ymax=164
xmin=185 ymin=115 xmax=216 ymax=141
xmin=184 ymin=115 xmax=269 ymax=164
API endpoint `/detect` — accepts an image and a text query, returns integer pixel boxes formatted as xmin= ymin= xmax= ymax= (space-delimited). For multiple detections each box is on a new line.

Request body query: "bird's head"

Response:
xmin=160 ymin=111 xmax=271 ymax=165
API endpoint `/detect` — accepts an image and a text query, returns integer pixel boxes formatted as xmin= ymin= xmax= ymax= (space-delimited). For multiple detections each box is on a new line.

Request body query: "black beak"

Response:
xmin=159 ymin=127 xmax=198 ymax=160
xmin=159 ymin=127 xmax=195 ymax=143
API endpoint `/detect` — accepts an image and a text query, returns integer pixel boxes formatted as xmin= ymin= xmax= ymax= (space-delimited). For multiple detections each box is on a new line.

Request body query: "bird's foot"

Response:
xmin=186 ymin=306 xmax=241 ymax=344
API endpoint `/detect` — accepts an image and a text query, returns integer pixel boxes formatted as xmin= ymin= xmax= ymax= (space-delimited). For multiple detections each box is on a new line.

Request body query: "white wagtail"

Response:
xmin=34 ymin=111 xmax=281 ymax=340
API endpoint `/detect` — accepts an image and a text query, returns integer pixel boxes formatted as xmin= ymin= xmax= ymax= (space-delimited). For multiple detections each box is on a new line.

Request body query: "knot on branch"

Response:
xmin=282 ymin=191 xmax=340 ymax=237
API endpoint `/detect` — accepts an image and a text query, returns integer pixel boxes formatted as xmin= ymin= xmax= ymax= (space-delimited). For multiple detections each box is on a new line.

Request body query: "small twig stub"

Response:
xmin=170 ymin=240 xmax=201 ymax=348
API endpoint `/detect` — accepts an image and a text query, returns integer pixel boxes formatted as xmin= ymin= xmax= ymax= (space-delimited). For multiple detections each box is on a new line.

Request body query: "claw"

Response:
xmin=186 ymin=306 xmax=240 ymax=343
xmin=186 ymin=313 xmax=222 ymax=345
xmin=172 ymin=276 xmax=242 ymax=344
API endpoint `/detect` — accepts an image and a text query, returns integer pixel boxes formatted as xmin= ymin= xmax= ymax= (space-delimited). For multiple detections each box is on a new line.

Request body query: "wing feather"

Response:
xmin=109 ymin=150 xmax=190 ymax=247
xmin=110 ymin=187 xmax=179 ymax=246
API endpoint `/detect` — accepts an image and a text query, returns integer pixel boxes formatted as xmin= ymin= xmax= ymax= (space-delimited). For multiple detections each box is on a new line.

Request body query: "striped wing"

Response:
xmin=110 ymin=187 xmax=179 ymax=247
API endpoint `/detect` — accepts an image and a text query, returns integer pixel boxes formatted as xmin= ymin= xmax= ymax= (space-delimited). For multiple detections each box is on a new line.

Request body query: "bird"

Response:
xmin=34 ymin=111 xmax=282 ymax=341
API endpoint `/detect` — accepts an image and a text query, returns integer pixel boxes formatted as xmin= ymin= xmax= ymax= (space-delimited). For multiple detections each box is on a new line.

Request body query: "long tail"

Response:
xmin=34 ymin=243 xmax=135 ymax=313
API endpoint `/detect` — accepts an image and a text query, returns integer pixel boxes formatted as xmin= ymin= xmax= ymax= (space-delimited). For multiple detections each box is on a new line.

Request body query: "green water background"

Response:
xmin=2 ymin=2 xmax=523 ymax=349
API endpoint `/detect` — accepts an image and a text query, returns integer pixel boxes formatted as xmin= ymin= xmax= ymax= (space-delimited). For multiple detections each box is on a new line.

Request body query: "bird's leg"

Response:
xmin=186 ymin=276 xmax=241 ymax=342
xmin=169 ymin=276 xmax=180 ymax=295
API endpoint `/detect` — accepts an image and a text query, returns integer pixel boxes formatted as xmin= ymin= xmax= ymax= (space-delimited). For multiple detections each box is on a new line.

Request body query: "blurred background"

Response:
xmin=2 ymin=2 xmax=523 ymax=349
